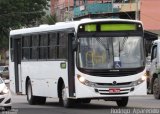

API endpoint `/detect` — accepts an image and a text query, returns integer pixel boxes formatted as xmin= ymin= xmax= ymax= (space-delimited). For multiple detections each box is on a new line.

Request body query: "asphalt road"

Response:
xmin=1 ymin=94 xmax=160 ymax=114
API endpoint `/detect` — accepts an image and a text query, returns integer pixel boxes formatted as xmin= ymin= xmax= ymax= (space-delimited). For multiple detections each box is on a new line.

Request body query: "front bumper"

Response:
xmin=75 ymin=77 xmax=147 ymax=99
xmin=0 ymin=91 xmax=12 ymax=107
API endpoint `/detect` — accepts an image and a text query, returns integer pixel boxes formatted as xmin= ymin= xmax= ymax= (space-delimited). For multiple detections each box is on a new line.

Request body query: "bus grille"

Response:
xmin=99 ymin=93 xmax=129 ymax=95
xmin=95 ymin=82 xmax=132 ymax=88
xmin=95 ymin=88 xmax=131 ymax=95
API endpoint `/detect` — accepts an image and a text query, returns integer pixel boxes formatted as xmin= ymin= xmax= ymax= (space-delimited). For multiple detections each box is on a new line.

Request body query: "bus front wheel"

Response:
xmin=81 ymin=99 xmax=91 ymax=103
xmin=116 ymin=97 xmax=128 ymax=107
xmin=153 ymin=78 xmax=160 ymax=99
xmin=27 ymin=80 xmax=46 ymax=105
xmin=60 ymin=84 xmax=74 ymax=108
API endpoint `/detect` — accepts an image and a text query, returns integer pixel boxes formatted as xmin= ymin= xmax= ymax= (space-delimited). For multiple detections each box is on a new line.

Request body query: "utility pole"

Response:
xmin=135 ymin=0 xmax=139 ymax=20
xmin=112 ymin=0 xmax=113 ymax=13
xmin=68 ymin=0 xmax=70 ymax=20
xmin=68 ymin=0 xmax=70 ymax=13
xmin=111 ymin=0 xmax=114 ymax=18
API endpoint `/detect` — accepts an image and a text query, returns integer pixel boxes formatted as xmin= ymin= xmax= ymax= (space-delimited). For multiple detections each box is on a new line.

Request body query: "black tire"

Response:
xmin=59 ymin=83 xmax=74 ymax=108
xmin=81 ymin=99 xmax=91 ymax=103
xmin=116 ymin=97 xmax=128 ymax=107
xmin=38 ymin=97 xmax=46 ymax=104
xmin=4 ymin=106 xmax=12 ymax=111
xmin=27 ymin=80 xmax=37 ymax=105
xmin=26 ymin=80 xmax=46 ymax=105
xmin=147 ymin=84 xmax=153 ymax=94
xmin=153 ymin=78 xmax=160 ymax=99
xmin=147 ymin=78 xmax=150 ymax=94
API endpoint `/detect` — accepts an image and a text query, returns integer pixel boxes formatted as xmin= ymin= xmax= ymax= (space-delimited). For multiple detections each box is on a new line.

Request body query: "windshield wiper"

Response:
xmin=95 ymin=38 xmax=110 ymax=57
xmin=118 ymin=37 xmax=128 ymax=56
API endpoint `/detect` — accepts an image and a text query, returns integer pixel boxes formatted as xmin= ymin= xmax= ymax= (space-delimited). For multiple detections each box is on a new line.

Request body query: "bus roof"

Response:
xmin=10 ymin=19 xmax=142 ymax=36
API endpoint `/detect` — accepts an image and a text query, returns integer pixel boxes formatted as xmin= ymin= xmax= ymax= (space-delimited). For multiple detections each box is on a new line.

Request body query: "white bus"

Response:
xmin=9 ymin=19 xmax=147 ymax=107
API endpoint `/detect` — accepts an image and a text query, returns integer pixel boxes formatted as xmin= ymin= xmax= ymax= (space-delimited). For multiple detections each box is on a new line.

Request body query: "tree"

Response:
xmin=41 ymin=14 xmax=57 ymax=25
xmin=0 ymin=0 xmax=50 ymax=48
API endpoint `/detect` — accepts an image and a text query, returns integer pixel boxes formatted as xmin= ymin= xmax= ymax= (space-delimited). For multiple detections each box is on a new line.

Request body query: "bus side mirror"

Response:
xmin=72 ymin=40 xmax=79 ymax=51
xmin=68 ymin=33 xmax=78 ymax=51
xmin=146 ymin=55 xmax=151 ymax=65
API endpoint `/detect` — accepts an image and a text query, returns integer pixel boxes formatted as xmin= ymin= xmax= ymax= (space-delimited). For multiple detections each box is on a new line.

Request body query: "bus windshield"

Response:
xmin=78 ymin=36 xmax=144 ymax=69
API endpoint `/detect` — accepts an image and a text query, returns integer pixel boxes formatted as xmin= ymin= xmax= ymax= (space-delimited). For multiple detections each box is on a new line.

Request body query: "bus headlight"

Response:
xmin=77 ymin=75 xmax=95 ymax=87
xmin=141 ymin=75 xmax=147 ymax=81
xmin=78 ymin=75 xmax=86 ymax=83
xmin=132 ymin=75 xmax=146 ymax=86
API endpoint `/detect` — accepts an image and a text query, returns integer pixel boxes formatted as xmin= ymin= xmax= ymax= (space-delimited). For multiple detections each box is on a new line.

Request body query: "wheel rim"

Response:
xmin=27 ymin=84 xmax=32 ymax=100
xmin=153 ymin=79 xmax=159 ymax=96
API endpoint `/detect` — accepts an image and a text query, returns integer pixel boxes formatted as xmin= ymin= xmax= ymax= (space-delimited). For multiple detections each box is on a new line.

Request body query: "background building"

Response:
xmin=51 ymin=0 xmax=160 ymax=32
xmin=141 ymin=0 xmax=160 ymax=31
xmin=50 ymin=0 xmax=159 ymax=37
xmin=51 ymin=0 xmax=140 ymax=21
xmin=51 ymin=0 xmax=74 ymax=21
xmin=73 ymin=0 xmax=140 ymax=20
xmin=140 ymin=0 xmax=160 ymax=55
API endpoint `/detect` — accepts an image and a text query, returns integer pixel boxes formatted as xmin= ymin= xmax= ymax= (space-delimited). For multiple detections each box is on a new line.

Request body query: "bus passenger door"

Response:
xmin=13 ymin=38 xmax=22 ymax=93
xmin=68 ymin=33 xmax=75 ymax=97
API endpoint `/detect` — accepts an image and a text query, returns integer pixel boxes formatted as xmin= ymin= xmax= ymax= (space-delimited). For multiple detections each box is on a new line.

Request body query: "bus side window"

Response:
xmin=39 ymin=34 xmax=48 ymax=59
xmin=58 ymin=32 xmax=68 ymax=59
xmin=31 ymin=35 xmax=39 ymax=60
xmin=10 ymin=38 xmax=14 ymax=61
xmin=22 ymin=35 xmax=31 ymax=60
xmin=49 ymin=33 xmax=57 ymax=59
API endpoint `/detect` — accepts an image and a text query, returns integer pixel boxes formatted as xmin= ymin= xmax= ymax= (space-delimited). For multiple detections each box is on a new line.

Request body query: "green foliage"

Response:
xmin=0 ymin=0 xmax=50 ymax=49
xmin=0 ymin=36 xmax=8 ymax=49
xmin=41 ymin=14 xmax=57 ymax=25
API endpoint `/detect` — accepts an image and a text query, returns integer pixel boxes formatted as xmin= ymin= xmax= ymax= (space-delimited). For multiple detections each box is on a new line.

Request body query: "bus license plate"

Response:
xmin=109 ymin=88 xmax=120 ymax=93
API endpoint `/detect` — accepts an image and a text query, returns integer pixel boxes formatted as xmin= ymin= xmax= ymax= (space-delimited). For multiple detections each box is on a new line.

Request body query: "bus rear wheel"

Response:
xmin=153 ymin=78 xmax=160 ymax=99
xmin=116 ymin=97 xmax=128 ymax=107
xmin=4 ymin=106 xmax=12 ymax=111
xmin=27 ymin=80 xmax=46 ymax=105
